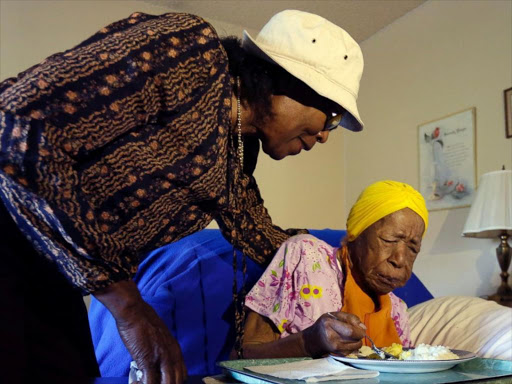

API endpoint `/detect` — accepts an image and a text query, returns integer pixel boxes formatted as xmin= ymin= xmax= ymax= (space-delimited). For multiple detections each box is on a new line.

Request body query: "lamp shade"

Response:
xmin=462 ymin=170 xmax=512 ymax=238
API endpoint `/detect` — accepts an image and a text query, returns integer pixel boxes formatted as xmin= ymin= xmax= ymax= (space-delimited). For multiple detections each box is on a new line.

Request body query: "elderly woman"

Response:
xmin=0 ymin=9 xmax=364 ymax=383
xmin=242 ymin=180 xmax=428 ymax=358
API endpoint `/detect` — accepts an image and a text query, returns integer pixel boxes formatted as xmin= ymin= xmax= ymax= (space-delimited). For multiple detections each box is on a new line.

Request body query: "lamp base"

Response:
xmin=488 ymin=233 xmax=512 ymax=308
xmin=487 ymin=293 xmax=512 ymax=308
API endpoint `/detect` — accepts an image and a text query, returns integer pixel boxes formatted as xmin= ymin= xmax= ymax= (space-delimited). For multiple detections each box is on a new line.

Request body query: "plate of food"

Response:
xmin=330 ymin=343 xmax=477 ymax=373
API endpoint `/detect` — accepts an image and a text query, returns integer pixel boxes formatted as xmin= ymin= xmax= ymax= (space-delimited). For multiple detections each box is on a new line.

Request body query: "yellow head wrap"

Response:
xmin=346 ymin=180 xmax=428 ymax=242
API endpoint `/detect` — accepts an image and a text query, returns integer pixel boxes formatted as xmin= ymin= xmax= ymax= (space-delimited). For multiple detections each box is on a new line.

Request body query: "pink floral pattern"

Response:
xmin=245 ymin=234 xmax=411 ymax=346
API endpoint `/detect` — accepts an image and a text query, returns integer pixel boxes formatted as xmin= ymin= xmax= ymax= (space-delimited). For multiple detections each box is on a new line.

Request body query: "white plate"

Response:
xmin=330 ymin=350 xmax=477 ymax=373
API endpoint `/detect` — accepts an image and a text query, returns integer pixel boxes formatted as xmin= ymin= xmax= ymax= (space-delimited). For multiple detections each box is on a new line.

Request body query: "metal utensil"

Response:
xmin=364 ymin=334 xmax=396 ymax=359
xmin=326 ymin=312 xmax=395 ymax=359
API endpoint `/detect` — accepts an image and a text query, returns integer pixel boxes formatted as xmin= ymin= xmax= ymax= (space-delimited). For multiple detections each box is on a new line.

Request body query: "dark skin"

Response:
xmin=234 ymin=74 xmax=344 ymax=160
xmin=93 ymin=281 xmax=187 ymax=384
xmin=92 ymin=79 xmax=344 ymax=384
xmin=242 ymin=208 xmax=425 ymax=359
xmin=242 ymin=310 xmax=367 ymax=359
xmin=347 ymin=208 xmax=425 ymax=301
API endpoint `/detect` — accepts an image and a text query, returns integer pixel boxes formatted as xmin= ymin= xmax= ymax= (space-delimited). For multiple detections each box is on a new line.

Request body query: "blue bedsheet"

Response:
xmin=89 ymin=229 xmax=433 ymax=377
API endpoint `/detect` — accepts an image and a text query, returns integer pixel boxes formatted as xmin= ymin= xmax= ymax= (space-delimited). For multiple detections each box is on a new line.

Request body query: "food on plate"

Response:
xmin=400 ymin=343 xmax=459 ymax=360
xmin=346 ymin=345 xmax=372 ymax=359
xmin=382 ymin=343 xmax=403 ymax=358
xmin=347 ymin=343 xmax=459 ymax=360
xmin=359 ymin=346 xmax=375 ymax=357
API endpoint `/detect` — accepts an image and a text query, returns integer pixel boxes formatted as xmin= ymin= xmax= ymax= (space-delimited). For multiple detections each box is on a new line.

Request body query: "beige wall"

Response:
xmin=348 ymin=0 xmax=512 ymax=297
xmin=2 ymin=0 xmax=511 ymax=299
xmin=0 ymin=0 xmax=251 ymax=81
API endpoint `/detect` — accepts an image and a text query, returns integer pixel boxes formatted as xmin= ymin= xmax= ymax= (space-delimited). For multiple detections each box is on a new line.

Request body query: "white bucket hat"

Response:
xmin=242 ymin=9 xmax=364 ymax=132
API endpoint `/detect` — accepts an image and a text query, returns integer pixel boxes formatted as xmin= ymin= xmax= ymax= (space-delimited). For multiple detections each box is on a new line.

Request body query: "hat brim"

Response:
xmin=242 ymin=30 xmax=363 ymax=132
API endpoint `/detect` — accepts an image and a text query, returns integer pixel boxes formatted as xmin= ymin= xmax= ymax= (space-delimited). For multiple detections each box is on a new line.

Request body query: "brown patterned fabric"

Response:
xmin=0 ymin=12 xmax=306 ymax=294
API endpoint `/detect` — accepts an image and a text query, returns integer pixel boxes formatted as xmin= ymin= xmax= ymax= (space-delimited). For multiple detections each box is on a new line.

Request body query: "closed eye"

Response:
xmin=380 ymin=237 xmax=396 ymax=243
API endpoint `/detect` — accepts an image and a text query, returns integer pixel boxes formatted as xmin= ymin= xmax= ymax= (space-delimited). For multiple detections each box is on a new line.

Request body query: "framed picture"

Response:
xmin=418 ymin=107 xmax=477 ymax=211
xmin=505 ymin=87 xmax=512 ymax=138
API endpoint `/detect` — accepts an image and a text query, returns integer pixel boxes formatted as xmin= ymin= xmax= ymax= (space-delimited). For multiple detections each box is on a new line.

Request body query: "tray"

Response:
xmin=218 ymin=357 xmax=512 ymax=384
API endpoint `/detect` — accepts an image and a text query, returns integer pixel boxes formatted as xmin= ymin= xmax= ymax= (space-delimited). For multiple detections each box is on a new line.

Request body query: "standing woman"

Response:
xmin=0 ymin=10 xmax=364 ymax=384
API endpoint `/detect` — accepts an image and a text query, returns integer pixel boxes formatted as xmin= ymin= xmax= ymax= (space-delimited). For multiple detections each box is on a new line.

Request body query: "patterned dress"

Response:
xmin=0 ymin=12 xmax=305 ymax=293
xmin=245 ymin=234 xmax=412 ymax=347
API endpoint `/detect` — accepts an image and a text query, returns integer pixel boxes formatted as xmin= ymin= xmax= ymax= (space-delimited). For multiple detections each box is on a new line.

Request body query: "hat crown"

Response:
xmin=242 ymin=9 xmax=364 ymax=131
xmin=255 ymin=10 xmax=363 ymax=97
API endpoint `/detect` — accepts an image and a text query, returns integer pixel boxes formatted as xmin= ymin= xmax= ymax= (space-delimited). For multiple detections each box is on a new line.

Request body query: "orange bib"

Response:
xmin=340 ymin=247 xmax=401 ymax=348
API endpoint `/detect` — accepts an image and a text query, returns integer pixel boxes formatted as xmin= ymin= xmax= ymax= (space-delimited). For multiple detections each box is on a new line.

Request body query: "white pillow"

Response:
xmin=408 ymin=296 xmax=512 ymax=360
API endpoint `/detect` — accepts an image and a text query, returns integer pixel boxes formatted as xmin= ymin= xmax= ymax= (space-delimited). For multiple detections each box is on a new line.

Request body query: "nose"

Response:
xmin=316 ymin=130 xmax=330 ymax=143
xmin=388 ymin=245 xmax=407 ymax=269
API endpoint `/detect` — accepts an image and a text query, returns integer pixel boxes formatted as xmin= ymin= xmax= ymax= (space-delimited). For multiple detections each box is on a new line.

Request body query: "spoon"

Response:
xmin=364 ymin=334 xmax=396 ymax=359
xmin=326 ymin=312 xmax=395 ymax=359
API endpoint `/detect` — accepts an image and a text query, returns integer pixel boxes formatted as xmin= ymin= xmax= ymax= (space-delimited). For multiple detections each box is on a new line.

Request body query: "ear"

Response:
xmin=346 ymin=237 xmax=362 ymax=269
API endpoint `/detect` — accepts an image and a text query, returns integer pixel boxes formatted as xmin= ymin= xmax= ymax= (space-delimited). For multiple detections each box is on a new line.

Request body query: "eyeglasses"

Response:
xmin=323 ymin=112 xmax=343 ymax=132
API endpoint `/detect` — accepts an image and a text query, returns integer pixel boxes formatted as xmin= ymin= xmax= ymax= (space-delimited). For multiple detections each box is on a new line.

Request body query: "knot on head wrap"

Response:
xmin=346 ymin=180 xmax=428 ymax=242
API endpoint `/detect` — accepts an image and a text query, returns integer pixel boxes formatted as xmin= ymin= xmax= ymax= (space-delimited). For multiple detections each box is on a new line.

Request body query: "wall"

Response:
xmin=0 ymin=0 xmax=253 ymax=80
xmin=348 ymin=0 xmax=512 ymax=297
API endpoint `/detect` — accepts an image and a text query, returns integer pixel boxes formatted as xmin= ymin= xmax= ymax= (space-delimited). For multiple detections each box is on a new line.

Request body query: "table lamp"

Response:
xmin=462 ymin=168 xmax=512 ymax=306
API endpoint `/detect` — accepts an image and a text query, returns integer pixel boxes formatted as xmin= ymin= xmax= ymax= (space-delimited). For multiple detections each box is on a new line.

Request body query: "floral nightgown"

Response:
xmin=245 ymin=234 xmax=412 ymax=347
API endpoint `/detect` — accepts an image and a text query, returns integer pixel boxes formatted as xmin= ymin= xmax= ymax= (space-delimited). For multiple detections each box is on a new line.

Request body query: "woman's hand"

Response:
xmin=93 ymin=280 xmax=187 ymax=384
xmin=302 ymin=311 xmax=366 ymax=357
xmin=116 ymin=300 xmax=187 ymax=384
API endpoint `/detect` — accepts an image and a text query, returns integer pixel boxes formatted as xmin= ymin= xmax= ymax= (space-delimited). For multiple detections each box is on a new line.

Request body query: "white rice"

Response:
xmin=401 ymin=343 xmax=459 ymax=360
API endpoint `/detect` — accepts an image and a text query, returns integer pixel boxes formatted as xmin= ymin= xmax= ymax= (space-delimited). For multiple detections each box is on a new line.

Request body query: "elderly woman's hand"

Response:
xmin=93 ymin=280 xmax=187 ymax=384
xmin=302 ymin=311 xmax=366 ymax=357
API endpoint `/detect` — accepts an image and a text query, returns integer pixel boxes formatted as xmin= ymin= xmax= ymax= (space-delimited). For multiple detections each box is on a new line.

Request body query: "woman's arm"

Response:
xmin=242 ymin=310 xmax=366 ymax=359
xmin=243 ymin=310 xmax=307 ymax=358
xmin=93 ymin=280 xmax=187 ymax=384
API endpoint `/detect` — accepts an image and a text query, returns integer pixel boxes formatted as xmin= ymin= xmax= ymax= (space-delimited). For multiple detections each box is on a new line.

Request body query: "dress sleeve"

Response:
xmin=0 ymin=109 xmax=130 ymax=292
xmin=244 ymin=236 xmax=306 ymax=334
xmin=216 ymin=137 xmax=308 ymax=265
xmin=390 ymin=293 xmax=412 ymax=347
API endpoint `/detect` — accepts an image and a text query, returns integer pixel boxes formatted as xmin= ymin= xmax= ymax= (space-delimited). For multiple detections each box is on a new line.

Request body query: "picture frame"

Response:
xmin=418 ymin=107 xmax=477 ymax=211
xmin=505 ymin=87 xmax=512 ymax=138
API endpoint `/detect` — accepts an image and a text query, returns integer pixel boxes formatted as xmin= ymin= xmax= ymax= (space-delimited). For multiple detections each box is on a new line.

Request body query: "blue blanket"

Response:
xmin=89 ymin=229 xmax=433 ymax=377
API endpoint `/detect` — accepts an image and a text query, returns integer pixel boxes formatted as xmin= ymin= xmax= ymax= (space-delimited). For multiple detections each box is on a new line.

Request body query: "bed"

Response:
xmin=88 ymin=229 xmax=512 ymax=378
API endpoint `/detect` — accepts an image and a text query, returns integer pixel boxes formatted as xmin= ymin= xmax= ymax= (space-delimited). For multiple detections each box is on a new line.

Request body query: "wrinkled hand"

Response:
xmin=93 ymin=280 xmax=187 ymax=384
xmin=116 ymin=301 xmax=187 ymax=384
xmin=302 ymin=311 xmax=366 ymax=357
